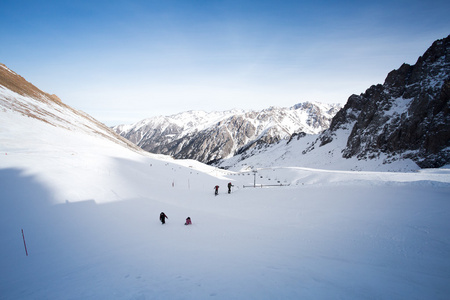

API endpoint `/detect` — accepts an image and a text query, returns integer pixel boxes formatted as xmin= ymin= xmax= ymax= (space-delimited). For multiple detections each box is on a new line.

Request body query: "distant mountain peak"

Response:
xmin=323 ymin=35 xmax=450 ymax=168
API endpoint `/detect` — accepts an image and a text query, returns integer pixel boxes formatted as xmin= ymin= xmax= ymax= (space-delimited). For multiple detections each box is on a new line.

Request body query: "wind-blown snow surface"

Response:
xmin=1 ymin=101 xmax=450 ymax=299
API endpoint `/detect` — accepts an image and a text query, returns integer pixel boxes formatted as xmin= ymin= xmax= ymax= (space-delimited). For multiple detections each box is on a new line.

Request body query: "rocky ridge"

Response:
xmin=293 ymin=35 xmax=450 ymax=169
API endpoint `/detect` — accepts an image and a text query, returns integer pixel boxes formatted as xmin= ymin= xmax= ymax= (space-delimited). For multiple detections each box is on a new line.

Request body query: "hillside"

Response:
xmin=0 ymin=64 xmax=141 ymax=152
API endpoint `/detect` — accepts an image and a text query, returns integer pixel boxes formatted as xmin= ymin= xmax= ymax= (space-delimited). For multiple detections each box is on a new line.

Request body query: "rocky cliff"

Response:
xmin=313 ymin=35 xmax=450 ymax=168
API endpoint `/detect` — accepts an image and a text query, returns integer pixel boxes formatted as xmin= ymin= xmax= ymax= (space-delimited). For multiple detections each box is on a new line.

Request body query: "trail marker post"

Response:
xmin=21 ymin=229 xmax=28 ymax=256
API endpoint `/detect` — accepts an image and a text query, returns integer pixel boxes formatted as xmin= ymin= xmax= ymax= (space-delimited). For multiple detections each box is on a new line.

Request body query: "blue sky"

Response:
xmin=1 ymin=0 xmax=449 ymax=125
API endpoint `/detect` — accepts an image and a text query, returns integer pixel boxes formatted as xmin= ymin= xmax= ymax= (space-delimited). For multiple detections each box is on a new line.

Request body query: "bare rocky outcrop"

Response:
xmin=314 ymin=35 xmax=450 ymax=168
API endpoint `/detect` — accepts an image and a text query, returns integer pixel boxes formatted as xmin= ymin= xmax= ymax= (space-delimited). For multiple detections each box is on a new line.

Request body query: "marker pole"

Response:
xmin=21 ymin=229 xmax=28 ymax=256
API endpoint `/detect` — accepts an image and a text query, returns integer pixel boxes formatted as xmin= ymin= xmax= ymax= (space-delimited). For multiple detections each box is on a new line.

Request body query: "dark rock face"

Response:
xmin=320 ymin=35 xmax=450 ymax=168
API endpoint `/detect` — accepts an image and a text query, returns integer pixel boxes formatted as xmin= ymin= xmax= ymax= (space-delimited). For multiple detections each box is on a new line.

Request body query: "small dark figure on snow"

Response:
xmin=227 ymin=182 xmax=234 ymax=194
xmin=160 ymin=212 xmax=168 ymax=224
xmin=185 ymin=217 xmax=192 ymax=225
xmin=214 ymin=185 xmax=219 ymax=196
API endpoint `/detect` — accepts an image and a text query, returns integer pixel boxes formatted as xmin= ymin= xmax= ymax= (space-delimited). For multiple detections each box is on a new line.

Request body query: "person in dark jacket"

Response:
xmin=227 ymin=182 xmax=234 ymax=194
xmin=160 ymin=212 xmax=168 ymax=224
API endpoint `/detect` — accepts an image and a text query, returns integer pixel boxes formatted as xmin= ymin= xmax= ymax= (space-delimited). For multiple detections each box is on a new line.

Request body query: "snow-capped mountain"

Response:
xmin=218 ymin=35 xmax=450 ymax=171
xmin=113 ymin=102 xmax=342 ymax=164
xmin=313 ymin=35 xmax=450 ymax=168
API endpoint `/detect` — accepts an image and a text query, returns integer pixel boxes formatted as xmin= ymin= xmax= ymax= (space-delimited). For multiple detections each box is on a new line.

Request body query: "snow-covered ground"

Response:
xmin=1 ymin=95 xmax=450 ymax=299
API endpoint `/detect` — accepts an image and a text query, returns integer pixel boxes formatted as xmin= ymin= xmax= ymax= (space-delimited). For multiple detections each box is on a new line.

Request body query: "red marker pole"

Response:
xmin=21 ymin=229 xmax=28 ymax=256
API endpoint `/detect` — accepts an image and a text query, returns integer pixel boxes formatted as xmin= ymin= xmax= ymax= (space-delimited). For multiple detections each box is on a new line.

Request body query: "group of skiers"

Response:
xmin=159 ymin=212 xmax=192 ymax=225
xmin=159 ymin=182 xmax=234 ymax=225
xmin=214 ymin=182 xmax=234 ymax=195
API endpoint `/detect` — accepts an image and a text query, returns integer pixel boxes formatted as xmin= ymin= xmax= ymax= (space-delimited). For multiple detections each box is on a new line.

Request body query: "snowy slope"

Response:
xmin=0 ymin=78 xmax=225 ymax=204
xmin=1 ymin=66 xmax=450 ymax=299
xmin=218 ymin=126 xmax=422 ymax=172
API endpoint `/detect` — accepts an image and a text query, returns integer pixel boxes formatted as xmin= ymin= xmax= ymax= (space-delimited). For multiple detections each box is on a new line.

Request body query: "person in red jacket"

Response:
xmin=184 ymin=217 xmax=192 ymax=225
xmin=214 ymin=185 xmax=219 ymax=196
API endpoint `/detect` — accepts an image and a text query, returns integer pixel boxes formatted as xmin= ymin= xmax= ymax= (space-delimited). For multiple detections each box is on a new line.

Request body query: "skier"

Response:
xmin=214 ymin=185 xmax=219 ymax=196
xmin=227 ymin=182 xmax=234 ymax=194
xmin=184 ymin=217 xmax=192 ymax=225
xmin=159 ymin=212 xmax=168 ymax=224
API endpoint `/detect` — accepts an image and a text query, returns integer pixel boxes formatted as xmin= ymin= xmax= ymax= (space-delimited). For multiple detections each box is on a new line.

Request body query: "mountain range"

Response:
xmin=113 ymin=102 xmax=342 ymax=164
xmin=2 ymin=35 xmax=449 ymax=172
xmin=114 ymin=35 xmax=449 ymax=171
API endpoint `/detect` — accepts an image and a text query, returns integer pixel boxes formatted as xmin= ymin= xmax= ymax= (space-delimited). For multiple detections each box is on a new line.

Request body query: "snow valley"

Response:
xmin=1 ymin=37 xmax=450 ymax=299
